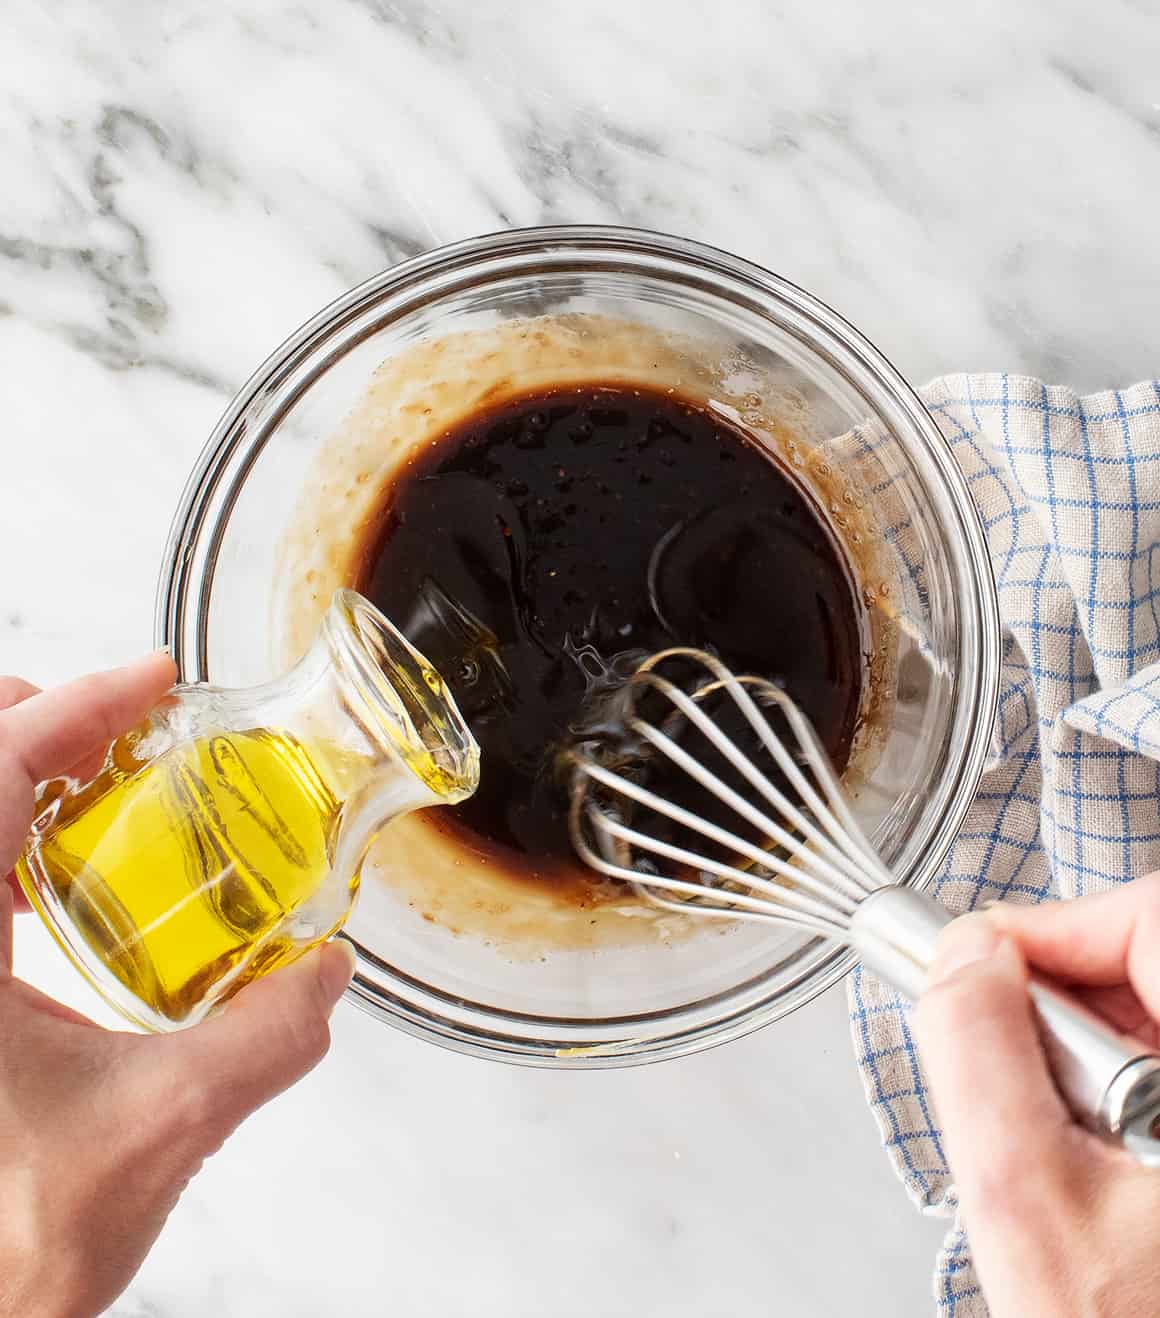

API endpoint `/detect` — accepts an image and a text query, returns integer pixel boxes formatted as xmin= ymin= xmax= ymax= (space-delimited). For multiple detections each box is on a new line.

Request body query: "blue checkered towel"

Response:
xmin=849 ymin=374 xmax=1160 ymax=1315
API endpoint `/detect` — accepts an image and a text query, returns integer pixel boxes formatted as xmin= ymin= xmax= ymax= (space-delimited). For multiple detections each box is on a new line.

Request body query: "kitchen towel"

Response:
xmin=848 ymin=374 xmax=1160 ymax=1316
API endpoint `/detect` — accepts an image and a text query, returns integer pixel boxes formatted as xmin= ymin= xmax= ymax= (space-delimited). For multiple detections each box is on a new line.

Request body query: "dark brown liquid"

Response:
xmin=356 ymin=383 xmax=863 ymax=879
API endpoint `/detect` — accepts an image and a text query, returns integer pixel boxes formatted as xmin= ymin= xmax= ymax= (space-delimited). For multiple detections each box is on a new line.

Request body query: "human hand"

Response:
xmin=0 ymin=657 xmax=355 ymax=1318
xmin=914 ymin=882 xmax=1160 ymax=1318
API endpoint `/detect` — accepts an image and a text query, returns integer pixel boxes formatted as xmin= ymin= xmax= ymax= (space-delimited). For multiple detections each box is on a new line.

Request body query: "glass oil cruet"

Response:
xmin=15 ymin=590 xmax=479 ymax=1032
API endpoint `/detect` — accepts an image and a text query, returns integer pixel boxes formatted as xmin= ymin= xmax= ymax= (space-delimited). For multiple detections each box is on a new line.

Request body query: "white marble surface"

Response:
xmin=2 ymin=1 xmax=1158 ymax=1313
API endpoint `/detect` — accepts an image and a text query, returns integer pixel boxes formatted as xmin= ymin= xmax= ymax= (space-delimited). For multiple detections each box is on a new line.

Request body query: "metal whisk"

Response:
xmin=568 ymin=647 xmax=1160 ymax=1164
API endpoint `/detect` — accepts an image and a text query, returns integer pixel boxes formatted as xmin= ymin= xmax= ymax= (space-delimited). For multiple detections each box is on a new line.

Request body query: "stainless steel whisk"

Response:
xmin=568 ymin=647 xmax=1160 ymax=1165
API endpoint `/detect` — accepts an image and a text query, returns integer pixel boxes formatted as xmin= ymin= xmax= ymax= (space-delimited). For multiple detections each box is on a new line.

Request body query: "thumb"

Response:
xmin=913 ymin=913 xmax=1072 ymax=1213
xmin=153 ymin=940 xmax=355 ymax=1147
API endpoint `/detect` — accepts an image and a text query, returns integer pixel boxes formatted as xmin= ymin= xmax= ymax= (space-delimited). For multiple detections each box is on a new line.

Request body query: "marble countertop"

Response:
xmin=3 ymin=1 xmax=1157 ymax=1314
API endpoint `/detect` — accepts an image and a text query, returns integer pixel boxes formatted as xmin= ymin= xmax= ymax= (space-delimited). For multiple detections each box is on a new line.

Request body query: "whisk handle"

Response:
xmin=852 ymin=886 xmax=1160 ymax=1166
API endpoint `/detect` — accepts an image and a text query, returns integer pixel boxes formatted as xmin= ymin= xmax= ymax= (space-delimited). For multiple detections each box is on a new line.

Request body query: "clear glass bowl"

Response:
xmin=157 ymin=226 xmax=999 ymax=1066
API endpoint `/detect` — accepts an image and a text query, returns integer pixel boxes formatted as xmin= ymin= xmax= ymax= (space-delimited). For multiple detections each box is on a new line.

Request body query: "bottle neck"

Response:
xmin=322 ymin=589 xmax=479 ymax=807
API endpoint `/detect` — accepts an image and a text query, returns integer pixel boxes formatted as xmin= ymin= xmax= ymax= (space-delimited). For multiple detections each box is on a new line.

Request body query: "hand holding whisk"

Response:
xmin=567 ymin=647 xmax=1160 ymax=1165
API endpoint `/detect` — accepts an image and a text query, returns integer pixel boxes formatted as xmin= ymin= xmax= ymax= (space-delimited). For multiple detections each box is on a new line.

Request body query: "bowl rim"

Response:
xmin=156 ymin=223 xmax=1001 ymax=1067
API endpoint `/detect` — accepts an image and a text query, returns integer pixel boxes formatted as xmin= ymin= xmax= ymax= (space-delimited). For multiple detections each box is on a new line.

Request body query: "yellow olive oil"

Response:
xmin=17 ymin=729 xmax=344 ymax=1025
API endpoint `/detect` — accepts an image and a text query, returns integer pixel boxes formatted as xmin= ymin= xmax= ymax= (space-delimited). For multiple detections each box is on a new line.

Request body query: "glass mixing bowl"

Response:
xmin=157 ymin=225 xmax=999 ymax=1066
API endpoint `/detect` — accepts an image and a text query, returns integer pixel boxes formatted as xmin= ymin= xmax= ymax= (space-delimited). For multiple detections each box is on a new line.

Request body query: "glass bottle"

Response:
xmin=15 ymin=590 xmax=479 ymax=1032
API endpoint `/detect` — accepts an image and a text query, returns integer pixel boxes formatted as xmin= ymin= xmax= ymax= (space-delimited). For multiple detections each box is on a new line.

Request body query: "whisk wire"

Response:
xmin=630 ymin=669 xmax=869 ymax=895
xmin=639 ymin=648 xmax=858 ymax=836
xmin=575 ymin=755 xmax=861 ymax=912
xmin=567 ymin=647 xmax=891 ymax=930
xmin=571 ymin=807 xmax=849 ymax=937
xmin=586 ymin=808 xmax=853 ymax=933
xmin=591 ymin=802 xmax=861 ymax=923
xmin=623 ymin=719 xmax=867 ymax=907
xmin=755 ymin=680 xmax=888 ymax=874
xmin=641 ymin=649 xmax=894 ymax=887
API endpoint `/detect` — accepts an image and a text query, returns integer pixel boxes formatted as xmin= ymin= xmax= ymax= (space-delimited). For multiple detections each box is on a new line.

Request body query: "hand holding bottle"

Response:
xmin=0 ymin=657 xmax=354 ymax=1318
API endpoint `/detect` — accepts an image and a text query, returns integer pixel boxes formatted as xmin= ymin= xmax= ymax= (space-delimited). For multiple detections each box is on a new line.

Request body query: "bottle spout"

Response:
xmin=326 ymin=589 xmax=481 ymax=807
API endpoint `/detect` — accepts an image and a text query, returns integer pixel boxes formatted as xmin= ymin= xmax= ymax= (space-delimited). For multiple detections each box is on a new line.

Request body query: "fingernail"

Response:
xmin=316 ymin=939 xmax=357 ymax=1014
xmin=928 ymin=913 xmax=1002 ymax=987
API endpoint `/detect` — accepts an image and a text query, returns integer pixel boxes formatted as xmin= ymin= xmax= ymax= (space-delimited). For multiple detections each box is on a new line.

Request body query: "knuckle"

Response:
xmin=150 ymin=1065 xmax=219 ymax=1142
xmin=915 ymin=976 xmax=978 ymax=1041
xmin=71 ymin=673 xmax=120 ymax=742
xmin=247 ymin=979 xmax=333 ymax=1080
xmin=0 ymin=743 xmax=33 ymax=800
xmin=955 ymin=1142 xmax=1032 ymax=1219
xmin=919 ymin=963 xmax=1018 ymax=1040
xmin=265 ymin=963 xmax=336 ymax=1073
xmin=283 ymin=1011 xmax=331 ymax=1072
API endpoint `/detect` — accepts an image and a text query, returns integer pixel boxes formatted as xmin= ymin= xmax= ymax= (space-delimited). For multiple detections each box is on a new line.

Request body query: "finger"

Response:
xmin=0 ymin=878 xmax=12 ymax=974
xmin=66 ymin=743 xmax=117 ymax=785
xmin=9 ymin=976 xmax=100 ymax=1028
xmin=0 ymin=780 xmax=36 ymax=884
xmin=0 ymin=677 xmax=40 ymax=710
xmin=0 ymin=684 xmax=41 ymax=872
xmin=986 ymin=876 xmax=1160 ymax=1017
xmin=144 ymin=941 xmax=355 ymax=1151
xmin=1075 ymin=982 xmax=1159 ymax=1042
xmin=5 ymin=872 xmax=31 ymax=914
xmin=0 ymin=652 xmax=176 ymax=785
xmin=914 ymin=915 xmax=1072 ymax=1216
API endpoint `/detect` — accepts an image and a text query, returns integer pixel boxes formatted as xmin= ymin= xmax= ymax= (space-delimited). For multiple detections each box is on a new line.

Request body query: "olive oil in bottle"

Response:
xmin=15 ymin=590 xmax=480 ymax=1031
xmin=19 ymin=728 xmax=345 ymax=1026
